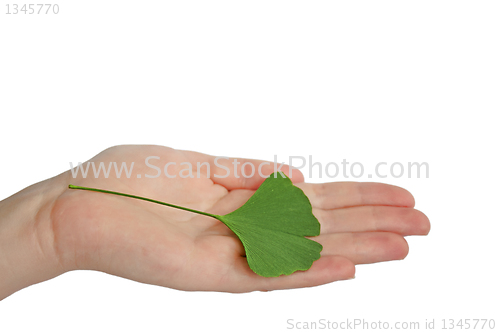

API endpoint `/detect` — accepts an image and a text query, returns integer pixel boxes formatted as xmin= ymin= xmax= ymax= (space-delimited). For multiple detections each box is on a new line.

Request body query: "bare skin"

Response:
xmin=0 ymin=145 xmax=430 ymax=300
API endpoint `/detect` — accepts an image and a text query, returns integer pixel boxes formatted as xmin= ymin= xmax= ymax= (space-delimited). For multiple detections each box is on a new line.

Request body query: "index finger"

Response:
xmin=295 ymin=182 xmax=415 ymax=210
xmin=184 ymin=151 xmax=304 ymax=190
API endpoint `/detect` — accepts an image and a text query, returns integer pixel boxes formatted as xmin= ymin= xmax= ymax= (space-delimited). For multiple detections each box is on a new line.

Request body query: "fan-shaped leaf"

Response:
xmin=216 ymin=172 xmax=322 ymax=277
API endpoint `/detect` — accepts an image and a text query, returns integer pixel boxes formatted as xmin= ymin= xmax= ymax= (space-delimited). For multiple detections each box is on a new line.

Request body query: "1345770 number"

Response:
xmin=6 ymin=4 xmax=59 ymax=14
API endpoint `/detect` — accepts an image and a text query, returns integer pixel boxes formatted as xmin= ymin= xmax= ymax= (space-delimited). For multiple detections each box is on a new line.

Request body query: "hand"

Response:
xmin=0 ymin=145 xmax=430 ymax=298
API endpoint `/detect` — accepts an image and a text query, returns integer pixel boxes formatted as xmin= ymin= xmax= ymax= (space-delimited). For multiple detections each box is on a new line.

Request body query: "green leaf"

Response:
xmin=68 ymin=171 xmax=322 ymax=278
xmin=216 ymin=172 xmax=322 ymax=277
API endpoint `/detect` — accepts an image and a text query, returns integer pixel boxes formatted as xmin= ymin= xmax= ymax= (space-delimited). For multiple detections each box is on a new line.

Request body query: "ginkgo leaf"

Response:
xmin=68 ymin=171 xmax=322 ymax=278
xmin=216 ymin=172 xmax=322 ymax=277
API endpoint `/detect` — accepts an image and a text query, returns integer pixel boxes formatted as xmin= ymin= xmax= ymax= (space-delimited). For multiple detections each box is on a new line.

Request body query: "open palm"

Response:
xmin=51 ymin=145 xmax=429 ymax=292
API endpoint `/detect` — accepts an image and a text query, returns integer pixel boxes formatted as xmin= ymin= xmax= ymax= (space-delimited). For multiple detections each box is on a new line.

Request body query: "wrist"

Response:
xmin=0 ymin=173 xmax=69 ymax=300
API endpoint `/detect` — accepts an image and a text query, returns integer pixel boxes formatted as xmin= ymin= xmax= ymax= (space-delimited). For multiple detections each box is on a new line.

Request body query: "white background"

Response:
xmin=1 ymin=1 xmax=499 ymax=331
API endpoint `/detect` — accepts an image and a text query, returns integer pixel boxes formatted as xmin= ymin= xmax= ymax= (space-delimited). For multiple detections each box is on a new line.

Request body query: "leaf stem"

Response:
xmin=68 ymin=184 xmax=220 ymax=219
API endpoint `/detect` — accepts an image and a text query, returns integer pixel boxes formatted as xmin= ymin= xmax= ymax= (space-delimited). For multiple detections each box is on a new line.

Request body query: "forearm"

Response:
xmin=0 ymin=174 xmax=68 ymax=300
